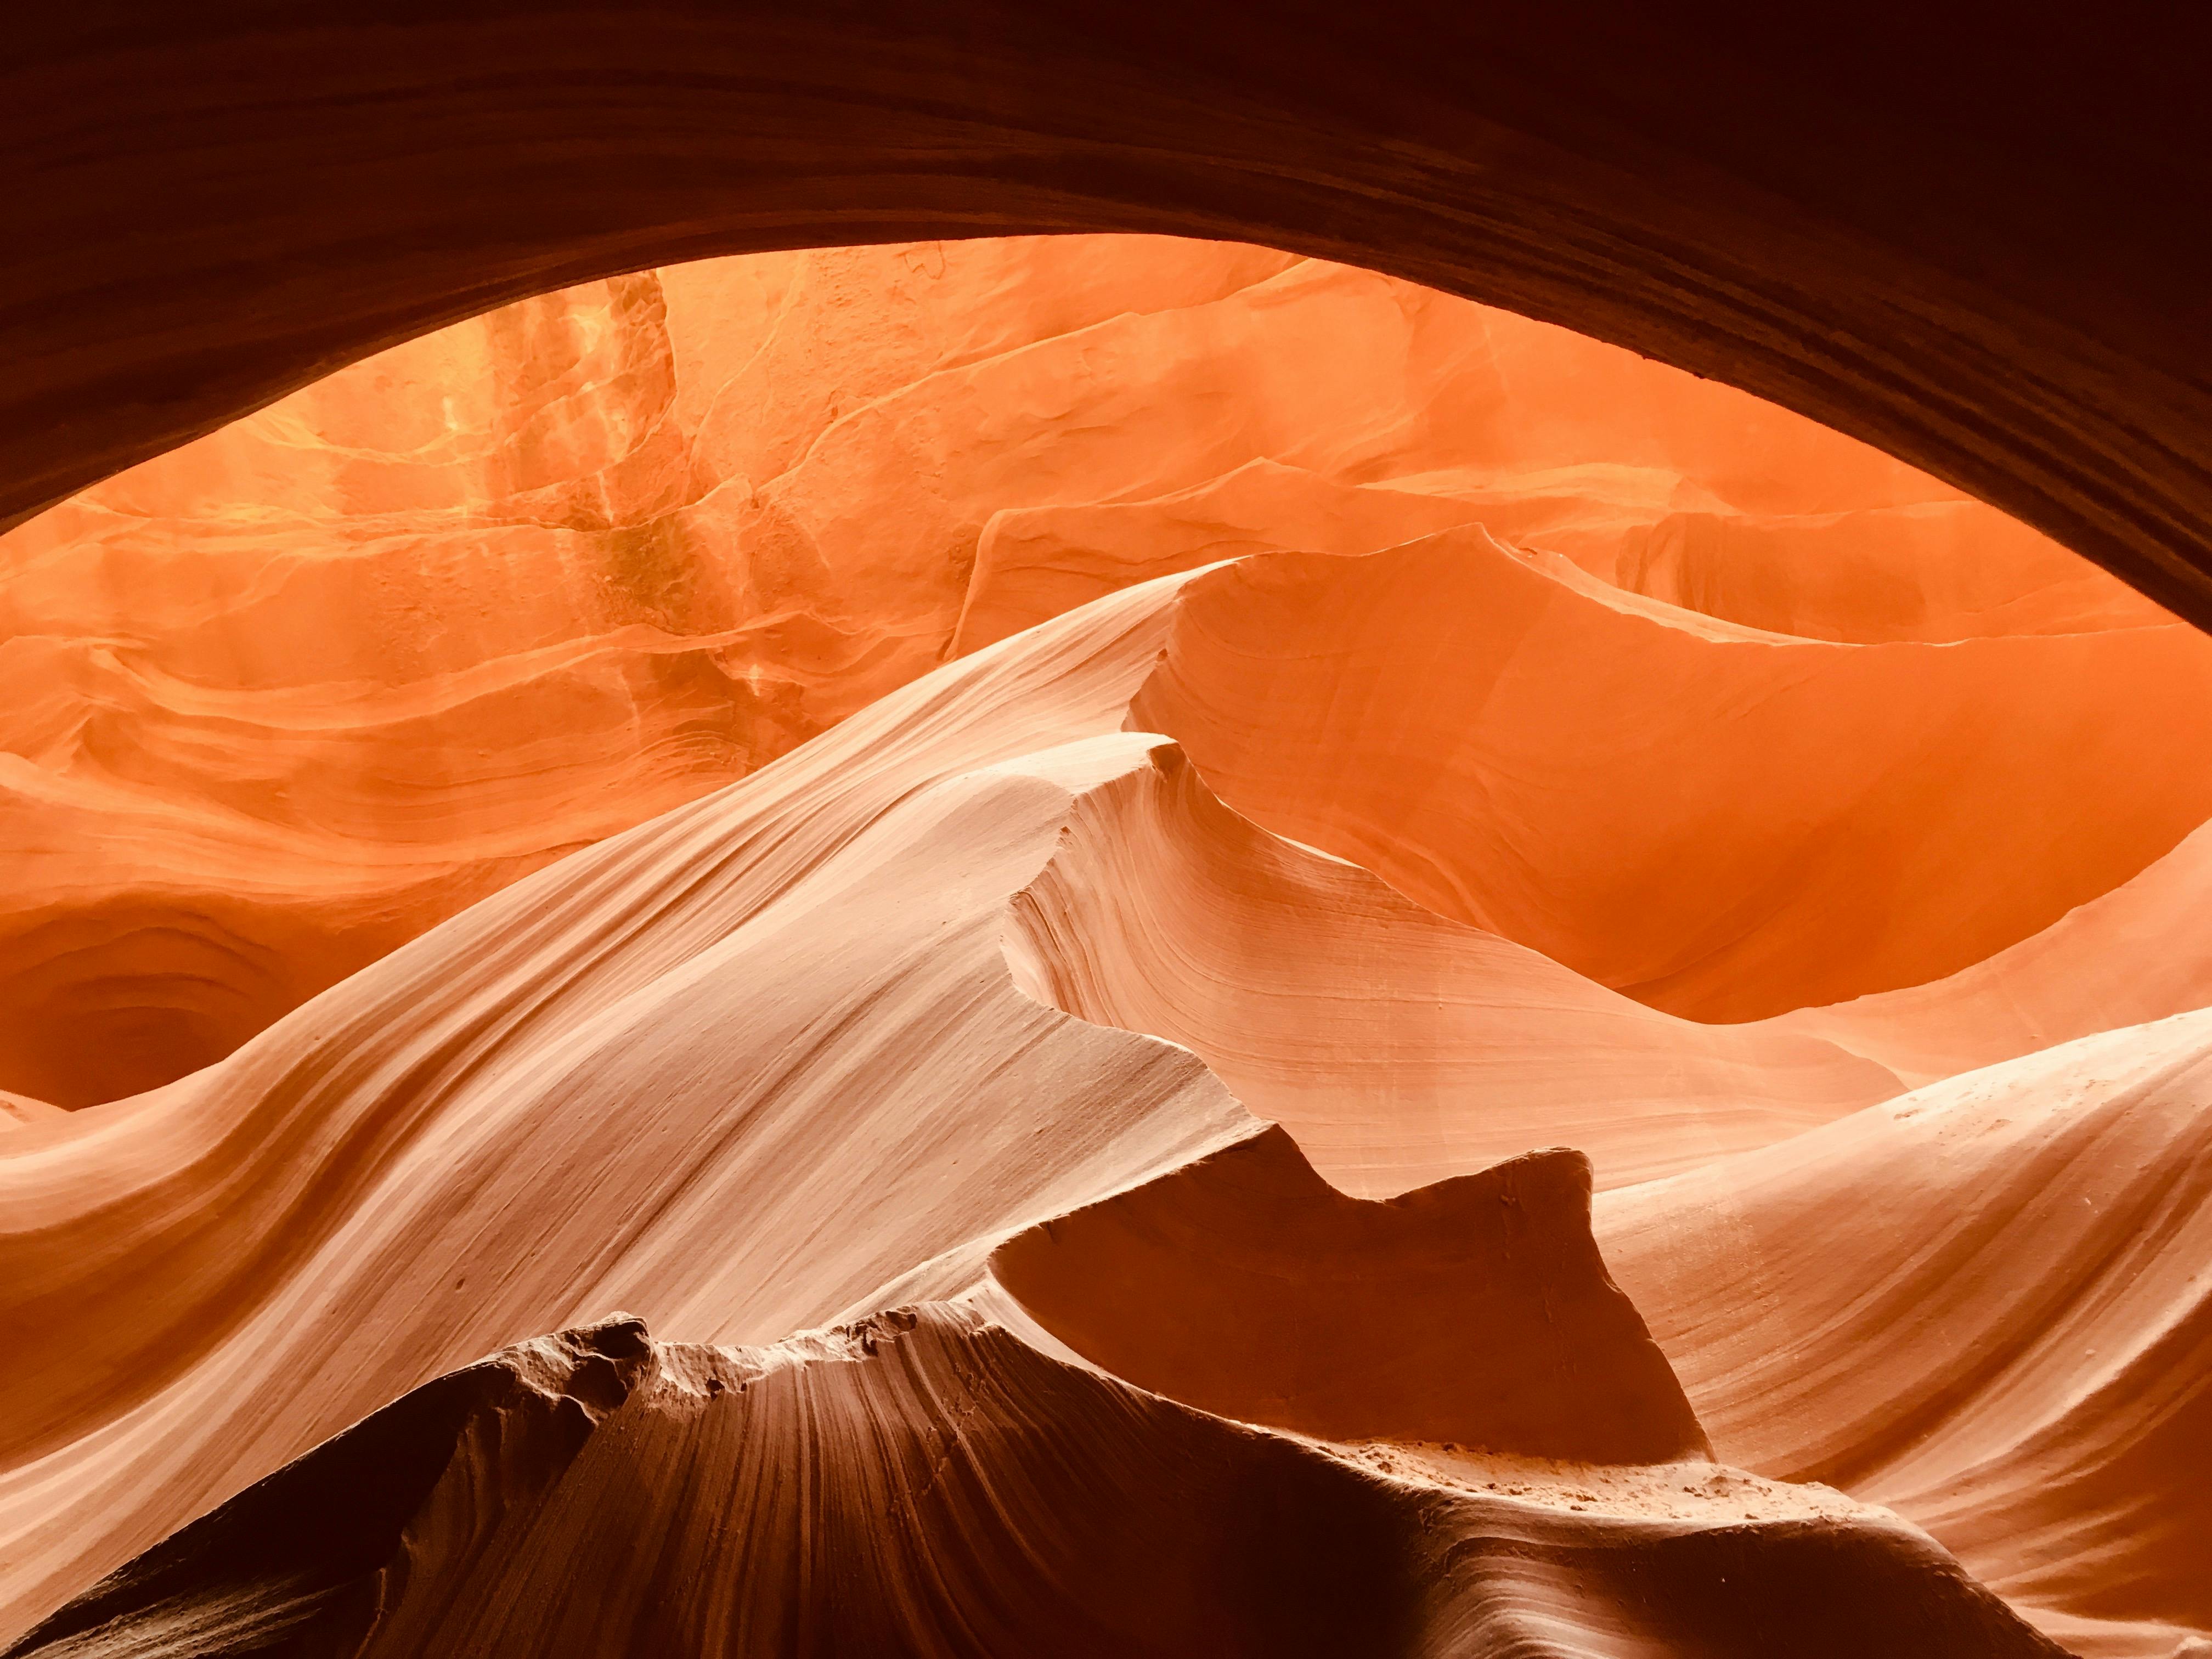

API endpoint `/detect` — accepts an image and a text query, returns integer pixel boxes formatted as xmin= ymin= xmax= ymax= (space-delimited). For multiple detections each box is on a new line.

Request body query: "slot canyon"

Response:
xmin=4 ymin=13 xmax=2210 ymax=1659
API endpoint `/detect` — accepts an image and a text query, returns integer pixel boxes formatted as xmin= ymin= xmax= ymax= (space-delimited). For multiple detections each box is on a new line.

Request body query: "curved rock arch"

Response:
xmin=8 ymin=6 xmax=2210 ymax=622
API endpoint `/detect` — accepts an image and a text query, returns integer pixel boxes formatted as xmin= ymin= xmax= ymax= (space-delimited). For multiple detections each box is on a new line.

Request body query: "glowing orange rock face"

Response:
xmin=1130 ymin=532 xmax=2212 ymax=1020
xmin=0 ymin=564 xmax=2116 ymax=1656
xmin=0 ymin=238 xmax=1303 ymax=1105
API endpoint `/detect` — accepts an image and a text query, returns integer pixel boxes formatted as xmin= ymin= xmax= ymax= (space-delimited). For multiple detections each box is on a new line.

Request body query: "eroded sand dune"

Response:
xmin=6 ymin=234 xmax=2211 ymax=1657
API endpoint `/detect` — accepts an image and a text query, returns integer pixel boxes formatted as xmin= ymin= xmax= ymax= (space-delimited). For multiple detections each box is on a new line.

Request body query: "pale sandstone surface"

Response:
xmin=0 ymin=566 xmax=1868 ymax=1646
xmin=0 ymin=566 xmax=1859 ymax=1632
xmin=1005 ymin=742 xmax=1897 ymax=1193
xmin=0 ymin=1090 xmax=63 ymax=1132
xmin=0 ymin=576 xmax=1245 ymax=1630
xmin=1598 ymin=1012 xmax=2212 ymax=1654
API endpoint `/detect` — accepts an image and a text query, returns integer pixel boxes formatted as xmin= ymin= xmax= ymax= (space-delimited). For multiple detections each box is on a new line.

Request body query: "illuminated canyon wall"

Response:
xmin=2 ymin=236 xmax=2207 ymax=1659
xmin=0 ymin=236 xmax=2181 ymax=1107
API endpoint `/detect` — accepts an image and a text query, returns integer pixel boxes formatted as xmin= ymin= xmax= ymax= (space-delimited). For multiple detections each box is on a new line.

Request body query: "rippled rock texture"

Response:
xmin=4 ymin=236 xmax=2209 ymax=1658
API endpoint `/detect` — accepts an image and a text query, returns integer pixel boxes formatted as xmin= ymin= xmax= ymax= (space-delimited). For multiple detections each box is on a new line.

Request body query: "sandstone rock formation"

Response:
xmin=990 ymin=1129 xmax=1709 ymax=1461
xmin=4 ymin=233 xmax=2210 ymax=1658
xmin=1005 ymin=741 xmax=1896 ymax=1193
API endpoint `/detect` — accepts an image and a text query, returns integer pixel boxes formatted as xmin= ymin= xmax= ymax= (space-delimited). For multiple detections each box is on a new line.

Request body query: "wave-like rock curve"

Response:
xmin=1131 ymin=531 xmax=2212 ymax=1020
xmin=1005 ymin=741 xmax=1894 ymax=1191
xmin=1597 ymin=1012 xmax=2212 ymax=1652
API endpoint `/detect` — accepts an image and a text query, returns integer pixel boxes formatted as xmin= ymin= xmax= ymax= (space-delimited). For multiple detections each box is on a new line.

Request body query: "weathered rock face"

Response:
xmin=1130 ymin=532 xmax=2212 ymax=1021
xmin=0 ymin=235 xmax=2178 ymax=1106
xmin=989 ymin=1128 xmax=1711 ymax=1463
